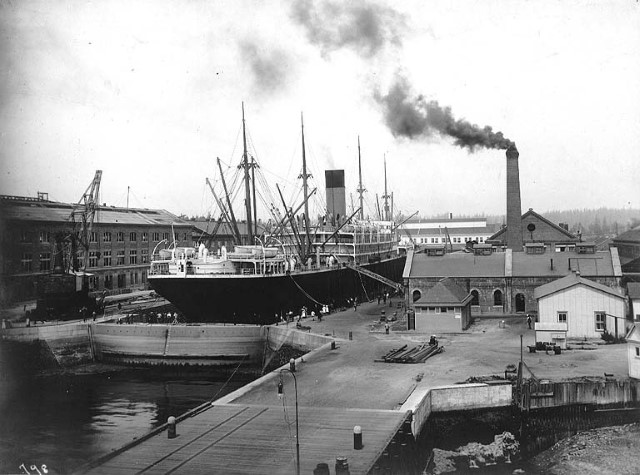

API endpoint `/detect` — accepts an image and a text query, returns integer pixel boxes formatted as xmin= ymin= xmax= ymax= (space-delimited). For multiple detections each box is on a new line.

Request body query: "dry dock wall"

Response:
xmin=262 ymin=325 xmax=336 ymax=352
xmin=402 ymin=382 xmax=513 ymax=437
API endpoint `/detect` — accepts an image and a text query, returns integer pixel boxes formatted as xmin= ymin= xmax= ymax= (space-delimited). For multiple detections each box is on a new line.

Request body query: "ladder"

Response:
xmin=345 ymin=263 xmax=403 ymax=294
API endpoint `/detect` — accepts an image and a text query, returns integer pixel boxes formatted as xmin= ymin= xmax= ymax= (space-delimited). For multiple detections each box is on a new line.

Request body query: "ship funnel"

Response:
xmin=325 ymin=170 xmax=346 ymax=226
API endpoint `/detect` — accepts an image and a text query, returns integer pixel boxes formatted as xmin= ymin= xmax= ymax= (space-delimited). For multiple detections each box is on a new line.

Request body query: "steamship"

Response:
xmin=147 ymin=111 xmax=406 ymax=324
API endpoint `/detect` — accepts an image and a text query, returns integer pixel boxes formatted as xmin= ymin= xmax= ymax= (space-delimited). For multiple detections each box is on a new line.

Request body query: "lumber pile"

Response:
xmin=377 ymin=343 xmax=443 ymax=364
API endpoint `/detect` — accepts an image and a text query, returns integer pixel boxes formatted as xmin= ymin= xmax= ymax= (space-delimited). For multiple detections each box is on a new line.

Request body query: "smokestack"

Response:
xmin=505 ymin=145 xmax=523 ymax=252
xmin=325 ymin=170 xmax=346 ymax=226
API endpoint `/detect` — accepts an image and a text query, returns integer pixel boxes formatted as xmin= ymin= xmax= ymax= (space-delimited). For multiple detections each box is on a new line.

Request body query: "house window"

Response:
xmin=129 ymin=232 xmax=137 ymax=242
xmin=89 ymin=232 xmax=98 ymax=243
xmin=103 ymin=232 xmax=112 ymax=242
xmin=117 ymin=250 xmax=125 ymax=266
xmin=595 ymin=311 xmax=606 ymax=332
xmin=117 ymin=232 xmax=125 ymax=242
xmin=129 ymin=250 xmax=137 ymax=265
xmin=39 ymin=252 xmax=51 ymax=271
xmin=558 ymin=311 xmax=567 ymax=323
xmin=104 ymin=274 xmax=113 ymax=289
xmin=21 ymin=253 xmax=33 ymax=272
xmin=103 ymin=251 xmax=112 ymax=266
xmin=141 ymin=249 xmax=149 ymax=263
xmin=39 ymin=231 xmax=51 ymax=243
xmin=88 ymin=251 xmax=99 ymax=268
xmin=142 ymin=232 xmax=148 ymax=243
xmin=152 ymin=232 xmax=160 ymax=242
xmin=493 ymin=289 xmax=503 ymax=307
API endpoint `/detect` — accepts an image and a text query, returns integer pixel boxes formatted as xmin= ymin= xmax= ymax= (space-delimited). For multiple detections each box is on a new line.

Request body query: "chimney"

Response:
xmin=325 ymin=170 xmax=346 ymax=226
xmin=505 ymin=145 xmax=523 ymax=252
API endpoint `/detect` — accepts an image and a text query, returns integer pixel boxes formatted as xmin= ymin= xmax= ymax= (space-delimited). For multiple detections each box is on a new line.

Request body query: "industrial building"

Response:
xmin=0 ymin=194 xmax=192 ymax=305
xmin=399 ymin=216 xmax=498 ymax=250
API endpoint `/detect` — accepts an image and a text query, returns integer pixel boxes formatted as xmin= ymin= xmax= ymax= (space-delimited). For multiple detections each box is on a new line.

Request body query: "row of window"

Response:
xmin=417 ymin=236 xmax=486 ymax=244
xmin=21 ymin=231 xmax=188 ymax=244
xmin=88 ymin=270 xmax=147 ymax=290
xmin=557 ymin=311 xmax=607 ymax=331
xmin=20 ymin=249 xmax=149 ymax=272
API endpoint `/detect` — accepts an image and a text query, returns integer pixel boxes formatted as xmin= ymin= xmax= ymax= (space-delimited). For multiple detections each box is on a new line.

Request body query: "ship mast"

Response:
xmin=241 ymin=102 xmax=254 ymax=245
xmin=383 ymin=155 xmax=390 ymax=221
xmin=299 ymin=113 xmax=312 ymax=258
xmin=357 ymin=136 xmax=366 ymax=220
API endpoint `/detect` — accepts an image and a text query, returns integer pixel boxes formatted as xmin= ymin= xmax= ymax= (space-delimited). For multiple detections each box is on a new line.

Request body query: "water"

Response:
xmin=0 ymin=370 xmax=248 ymax=474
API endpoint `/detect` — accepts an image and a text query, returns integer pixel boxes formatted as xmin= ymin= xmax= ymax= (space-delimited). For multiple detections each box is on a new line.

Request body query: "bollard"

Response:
xmin=353 ymin=425 xmax=363 ymax=450
xmin=331 ymin=341 xmax=336 ymax=350
xmin=167 ymin=416 xmax=176 ymax=439
xmin=335 ymin=456 xmax=350 ymax=475
xmin=289 ymin=357 xmax=296 ymax=372
xmin=349 ymin=331 xmax=353 ymax=340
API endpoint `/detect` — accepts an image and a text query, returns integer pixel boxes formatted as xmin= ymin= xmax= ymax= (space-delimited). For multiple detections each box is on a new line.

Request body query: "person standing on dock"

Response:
xmin=527 ymin=314 xmax=532 ymax=329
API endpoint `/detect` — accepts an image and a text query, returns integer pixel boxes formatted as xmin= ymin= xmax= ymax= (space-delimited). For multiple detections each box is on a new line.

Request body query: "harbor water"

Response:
xmin=0 ymin=369 xmax=249 ymax=474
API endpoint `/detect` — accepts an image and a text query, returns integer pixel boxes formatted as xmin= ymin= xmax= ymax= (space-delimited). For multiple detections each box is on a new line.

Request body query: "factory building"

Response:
xmin=0 ymin=194 xmax=192 ymax=305
xmin=399 ymin=217 xmax=498 ymax=250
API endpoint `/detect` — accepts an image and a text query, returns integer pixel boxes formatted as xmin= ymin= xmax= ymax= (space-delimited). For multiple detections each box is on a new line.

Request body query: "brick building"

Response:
xmin=0 ymin=195 xmax=192 ymax=304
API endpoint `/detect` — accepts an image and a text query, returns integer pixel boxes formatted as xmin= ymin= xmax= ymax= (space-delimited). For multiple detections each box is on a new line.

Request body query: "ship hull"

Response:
xmin=148 ymin=255 xmax=406 ymax=324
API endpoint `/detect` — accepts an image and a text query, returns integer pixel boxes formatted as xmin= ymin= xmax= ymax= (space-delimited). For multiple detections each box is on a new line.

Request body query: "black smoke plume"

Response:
xmin=290 ymin=0 xmax=405 ymax=58
xmin=375 ymin=75 xmax=513 ymax=150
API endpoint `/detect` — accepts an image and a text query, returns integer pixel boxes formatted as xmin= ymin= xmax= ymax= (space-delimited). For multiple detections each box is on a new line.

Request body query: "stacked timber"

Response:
xmin=377 ymin=343 xmax=443 ymax=364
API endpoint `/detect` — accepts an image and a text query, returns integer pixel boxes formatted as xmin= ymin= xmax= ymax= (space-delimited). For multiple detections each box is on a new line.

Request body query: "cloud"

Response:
xmin=238 ymin=39 xmax=295 ymax=96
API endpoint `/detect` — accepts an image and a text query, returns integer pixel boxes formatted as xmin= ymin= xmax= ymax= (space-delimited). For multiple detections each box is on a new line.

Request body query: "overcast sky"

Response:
xmin=1 ymin=0 xmax=639 ymax=222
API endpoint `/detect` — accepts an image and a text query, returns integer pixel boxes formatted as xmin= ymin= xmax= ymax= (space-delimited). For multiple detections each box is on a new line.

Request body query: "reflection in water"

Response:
xmin=0 ymin=371 xmax=247 ymax=474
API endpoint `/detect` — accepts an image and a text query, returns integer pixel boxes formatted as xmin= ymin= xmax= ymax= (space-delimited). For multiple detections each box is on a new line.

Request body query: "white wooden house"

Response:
xmin=628 ymin=283 xmax=640 ymax=322
xmin=627 ymin=324 xmax=640 ymax=379
xmin=534 ymin=272 xmax=627 ymax=339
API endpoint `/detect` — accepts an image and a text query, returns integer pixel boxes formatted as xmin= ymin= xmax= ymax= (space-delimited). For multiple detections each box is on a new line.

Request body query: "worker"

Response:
xmin=429 ymin=335 xmax=438 ymax=346
xmin=385 ymin=322 xmax=389 ymax=334
xmin=527 ymin=314 xmax=532 ymax=329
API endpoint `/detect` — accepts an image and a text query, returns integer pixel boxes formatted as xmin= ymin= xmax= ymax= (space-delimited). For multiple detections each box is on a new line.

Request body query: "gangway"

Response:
xmin=345 ymin=263 xmax=404 ymax=294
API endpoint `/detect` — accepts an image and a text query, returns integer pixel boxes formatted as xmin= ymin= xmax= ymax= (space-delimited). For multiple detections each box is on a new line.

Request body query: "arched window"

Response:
xmin=412 ymin=289 xmax=422 ymax=302
xmin=471 ymin=290 xmax=480 ymax=306
xmin=515 ymin=293 xmax=526 ymax=313
xmin=493 ymin=289 xmax=503 ymax=307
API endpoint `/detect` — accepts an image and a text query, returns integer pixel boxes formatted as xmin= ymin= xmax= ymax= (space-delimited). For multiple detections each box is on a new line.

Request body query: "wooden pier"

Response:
xmin=83 ymin=403 xmax=410 ymax=474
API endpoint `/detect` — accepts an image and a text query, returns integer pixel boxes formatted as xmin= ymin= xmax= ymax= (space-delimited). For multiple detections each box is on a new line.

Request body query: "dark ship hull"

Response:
xmin=148 ymin=254 xmax=406 ymax=324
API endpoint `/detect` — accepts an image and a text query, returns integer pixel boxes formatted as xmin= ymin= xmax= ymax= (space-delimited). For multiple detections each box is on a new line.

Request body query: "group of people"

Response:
xmin=117 ymin=311 xmax=182 ymax=325
xmin=377 ymin=291 xmax=391 ymax=305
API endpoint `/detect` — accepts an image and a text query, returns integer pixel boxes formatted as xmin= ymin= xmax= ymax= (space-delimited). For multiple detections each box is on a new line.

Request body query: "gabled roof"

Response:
xmin=415 ymin=278 xmax=472 ymax=306
xmin=488 ymin=209 xmax=577 ymax=242
xmin=613 ymin=225 xmax=640 ymax=244
xmin=533 ymin=272 xmax=624 ymax=300
xmin=625 ymin=323 xmax=640 ymax=342
xmin=628 ymin=282 xmax=640 ymax=299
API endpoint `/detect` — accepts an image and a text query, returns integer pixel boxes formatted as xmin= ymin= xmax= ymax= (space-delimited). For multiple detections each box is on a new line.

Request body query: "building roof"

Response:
xmin=415 ymin=278 xmax=472 ymax=306
xmin=0 ymin=196 xmax=189 ymax=227
xmin=628 ymin=282 xmax=640 ymax=299
xmin=406 ymin=248 xmax=619 ymax=279
xmin=625 ymin=323 xmax=640 ymax=342
xmin=533 ymin=272 xmax=624 ymax=300
xmin=613 ymin=225 xmax=640 ymax=244
xmin=488 ymin=209 xmax=577 ymax=243
xmin=622 ymin=256 xmax=640 ymax=273
xmin=403 ymin=226 xmax=494 ymax=236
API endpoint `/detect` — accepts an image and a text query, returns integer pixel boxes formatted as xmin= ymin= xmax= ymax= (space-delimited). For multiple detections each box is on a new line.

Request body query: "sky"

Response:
xmin=1 ymin=0 xmax=639 ymax=223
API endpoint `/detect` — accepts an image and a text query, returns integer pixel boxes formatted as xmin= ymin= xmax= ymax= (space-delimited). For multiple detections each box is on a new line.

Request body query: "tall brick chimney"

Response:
xmin=505 ymin=145 xmax=523 ymax=251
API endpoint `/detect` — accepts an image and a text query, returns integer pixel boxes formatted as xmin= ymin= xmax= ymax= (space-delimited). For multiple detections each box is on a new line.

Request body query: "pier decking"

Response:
xmin=85 ymin=404 xmax=409 ymax=474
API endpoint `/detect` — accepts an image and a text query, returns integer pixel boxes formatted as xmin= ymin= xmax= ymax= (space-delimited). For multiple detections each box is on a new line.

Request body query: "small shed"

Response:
xmin=412 ymin=278 xmax=473 ymax=333
xmin=534 ymin=272 xmax=627 ymax=339
xmin=534 ymin=322 xmax=568 ymax=349
xmin=628 ymin=282 xmax=640 ymax=322
xmin=627 ymin=324 xmax=640 ymax=380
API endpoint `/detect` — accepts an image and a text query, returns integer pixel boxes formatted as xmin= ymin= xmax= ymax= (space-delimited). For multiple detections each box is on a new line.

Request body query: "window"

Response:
xmin=39 ymin=231 xmax=51 ymax=243
xmin=104 ymin=274 xmax=113 ymax=289
xmin=39 ymin=252 xmax=51 ymax=271
xmin=183 ymin=232 xmax=188 ymax=241
xmin=117 ymin=250 xmax=125 ymax=266
xmin=152 ymin=232 xmax=160 ymax=242
xmin=493 ymin=289 xmax=503 ymax=307
xmin=102 ymin=251 xmax=112 ymax=266
xmin=595 ymin=311 xmax=606 ymax=332
xmin=141 ymin=249 xmax=149 ymax=263
xmin=141 ymin=270 xmax=147 ymax=284
xmin=88 ymin=251 xmax=99 ymax=268
xmin=479 ymin=237 xmax=484 ymax=242
xmin=412 ymin=289 xmax=422 ymax=302
xmin=557 ymin=311 xmax=567 ymax=323
xmin=130 ymin=271 xmax=138 ymax=284
xmin=103 ymin=232 xmax=112 ymax=242
xmin=471 ymin=290 xmax=479 ymax=306
xmin=76 ymin=251 xmax=84 ymax=269
xmin=636 ymin=347 xmax=639 ymax=357
xmin=129 ymin=250 xmax=137 ymax=265
xmin=440 ymin=307 xmax=448 ymax=313
xmin=142 ymin=232 xmax=148 ymax=243
xmin=129 ymin=232 xmax=137 ymax=242
xmin=117 ymin=274 xmax=126 ymax=288
xmin=162 ymin=232 xmax=170 ymax=241
xmin=428 ymin=307 xmax=436 ymax=311
xmin=90 ymin=232 xmax=98 ymax=243
xmin=21 ymin=253 xmax=33 ymax=272
xmin=117 ymin=232 xmax=125 ymax=242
